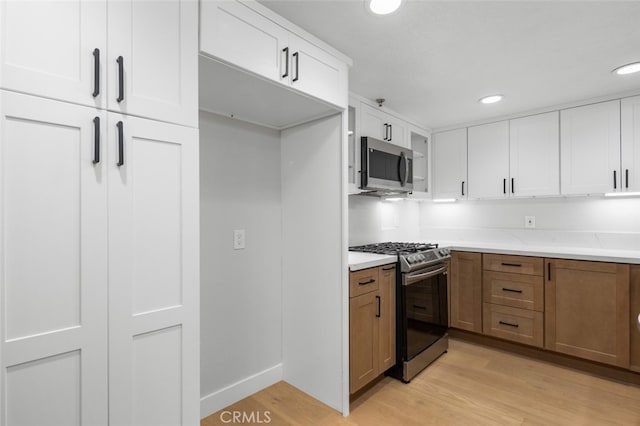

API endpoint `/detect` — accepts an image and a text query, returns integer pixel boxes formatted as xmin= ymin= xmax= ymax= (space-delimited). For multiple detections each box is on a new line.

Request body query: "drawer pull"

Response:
xmin=501 ymin=287 xmax=522 ymax=293
xmin=358 ymin=279 xmax=375 ymax=286
xmin=501 ymin=262 xmax=522 ymax=267
xmin=499 ymin=320 xmax=519 ymax=328
xmin=382 ymin=266 xmax=396 ymax=271
xmin=413 ymin=305 xmax=426 ymax=310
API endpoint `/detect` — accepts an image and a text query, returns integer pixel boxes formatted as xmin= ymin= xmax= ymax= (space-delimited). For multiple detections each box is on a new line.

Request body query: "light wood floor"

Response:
xmin=201 ymin=339 xmax=640 ymax=425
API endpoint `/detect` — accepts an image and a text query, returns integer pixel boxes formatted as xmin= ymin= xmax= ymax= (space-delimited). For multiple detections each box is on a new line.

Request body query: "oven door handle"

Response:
xmin=403 ymin=265 xmax=448 ymax=286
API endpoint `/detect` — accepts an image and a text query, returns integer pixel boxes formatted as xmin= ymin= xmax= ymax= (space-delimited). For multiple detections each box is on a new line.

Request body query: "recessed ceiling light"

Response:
xmin=612 ymin=62 xmax=640 ymax=75
xmin=368 ymin=0 xmax=402 ymax=15
xmin=479 ymin=95 xmax=504 ymax=104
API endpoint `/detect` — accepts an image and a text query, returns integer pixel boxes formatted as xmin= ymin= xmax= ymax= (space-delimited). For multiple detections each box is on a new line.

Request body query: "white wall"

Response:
xmin=419 ymin=197 xmax=640 ymax=250
xmin=281 ymin=114 xmax=345 ymax=413
xmin=349 ymin=196 xmax=421 ymax=245
xmin=199 ymin=112 xmax=283 ymax=416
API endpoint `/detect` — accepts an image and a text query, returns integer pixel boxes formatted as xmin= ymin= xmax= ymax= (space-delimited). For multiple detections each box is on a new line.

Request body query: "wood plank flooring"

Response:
xmin=201 ymin=339 xmax=640 ymax=425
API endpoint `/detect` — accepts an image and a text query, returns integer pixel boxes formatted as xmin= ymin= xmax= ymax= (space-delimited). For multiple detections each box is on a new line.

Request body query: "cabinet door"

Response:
xmin=560 ymin=100 xmax=621 ymax=195
xmin=349 ymin=292 xmax=379 ymax=394
xmin=288 ymin=35 xmax=348 ymax=109
xmin=468 ymin=121 xmax=510 ymax=199
xmin=622 ymin=96 xmax=640 ymax=192
xmin=0 ymin=92 xmax=107 ymax=426
xmin=450 ymin=252 xmax=482 ymax=332
xmin=432 ymin=128 xmax=467 ymax=199
xmin=108 ymin=0 xmax=198 ymax=127
xmin=360 ymin=103 xmax=387 ymax=141
xmin=545 ymin=259 xmax=629 ymax=368
xmin=107 ymin=114 xmax=199 ymax=425
xmin=509 ymin=112 xmax=560 ymax=197
xmin=200 ymin=0 xmax=288 ymax=85
xmin=0 ymin=0 xmax=106 ymax=108
xmin=378 ymin=265 xmax=396 ymax=372
xmin=630 ymin=266 xmax=640 ymax=373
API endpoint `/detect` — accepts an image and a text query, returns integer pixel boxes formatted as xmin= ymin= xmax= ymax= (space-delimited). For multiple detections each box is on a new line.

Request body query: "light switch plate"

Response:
xmin=233 ymin=229 xmax=246 ymax=249
xmin=525 ymin=216 xmax=536 ymax=228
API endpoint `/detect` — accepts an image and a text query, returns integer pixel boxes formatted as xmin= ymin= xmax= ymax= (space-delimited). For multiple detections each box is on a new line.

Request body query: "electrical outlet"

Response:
xmin=233 ymin=229 xmax=246 ymax=249
xmin=525 ymin=216 xmax=536 ymax=229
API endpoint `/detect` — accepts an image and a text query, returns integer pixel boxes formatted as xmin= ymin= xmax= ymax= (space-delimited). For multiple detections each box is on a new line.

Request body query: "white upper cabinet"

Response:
xmin=108 ymin=0 xmax=198 ymax=127
xmin=286 ymin=34 xmax=348 ymax=109
xmin=0 ymin=0 xmax=107 ymax=108
xmin=432 ymin=128 xmax=467 ymax=199
xmin=509 ymin=112 xmax=560 ymax=197
xmin=561 ymin=100 xmax=621 ymax=195
xmin=360 ymin=103 xmax=407 ymax=147
xmin=467 ymin=121 xmax=509 ymax=199
xmin=200 ymin=0 xmax=288 ymax=83
xmin=622 ymin=95 xmax=640 ymax=192
xmin=200 ymin=0 xmax=348 ymax=109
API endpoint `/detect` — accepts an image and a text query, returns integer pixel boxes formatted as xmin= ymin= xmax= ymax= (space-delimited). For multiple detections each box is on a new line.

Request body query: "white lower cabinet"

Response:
xmin=107 ymin=114 xmax=199 ymax=426
xmin=0 ymin=91 xmax=108 ymax=426
xmin=0 ymin=91 xmax=199 ymax=426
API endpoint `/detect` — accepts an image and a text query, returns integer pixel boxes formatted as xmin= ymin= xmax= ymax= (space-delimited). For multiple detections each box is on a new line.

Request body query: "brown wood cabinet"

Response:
xmin=349 ymin=264 xmax=396 ymax=394
xmin=545 ymin=259 xmax=630 ymax=368
xmin=482 ymin=254 xmax=544 ymax=347
xmin=450 ymin=251 xmax=482 ymax=332
xmin=631 ymin=265 xmax=640 ymax=373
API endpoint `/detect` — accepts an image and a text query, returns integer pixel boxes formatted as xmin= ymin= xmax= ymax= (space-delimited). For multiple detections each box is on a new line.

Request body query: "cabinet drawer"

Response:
xmin=483 ymin=271 xmax=544 ymax=311
xmin=483 ymin=303 xmax=543 ymax=348
xmin=483 ymin=254 xmax=543 ymax=276
xmin=350 ymin=267 xmax=380 ymax=297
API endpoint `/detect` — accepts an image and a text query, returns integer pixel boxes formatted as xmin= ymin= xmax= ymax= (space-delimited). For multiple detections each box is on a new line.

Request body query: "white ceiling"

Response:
xmin=258 ymin=0 xmax=640 ymax=130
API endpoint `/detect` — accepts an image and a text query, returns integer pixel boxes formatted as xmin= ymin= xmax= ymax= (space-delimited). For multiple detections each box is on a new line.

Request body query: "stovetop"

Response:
xmin=349 ymin=242 xmax=451 ymax=272
xmin=349 ymin=242 xmax=438 ymax=256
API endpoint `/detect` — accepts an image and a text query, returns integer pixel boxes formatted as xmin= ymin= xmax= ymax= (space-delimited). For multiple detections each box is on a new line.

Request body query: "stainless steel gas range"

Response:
xmin=349 ymin=242 xmax=450 ymax=382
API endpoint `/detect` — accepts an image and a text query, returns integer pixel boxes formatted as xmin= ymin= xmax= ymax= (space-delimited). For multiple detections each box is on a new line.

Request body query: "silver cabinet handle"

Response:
xmin=637 ymin=313 xmax=640 ymax=333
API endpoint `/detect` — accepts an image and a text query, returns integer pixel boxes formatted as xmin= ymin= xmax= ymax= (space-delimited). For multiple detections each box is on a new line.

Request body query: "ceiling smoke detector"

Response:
xmin=376 ymin=98 xmax=386 ymax=107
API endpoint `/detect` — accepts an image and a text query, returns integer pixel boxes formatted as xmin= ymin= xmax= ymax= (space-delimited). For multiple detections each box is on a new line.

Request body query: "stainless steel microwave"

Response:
xmin=360 ymin=137 xmax=413 ymax=195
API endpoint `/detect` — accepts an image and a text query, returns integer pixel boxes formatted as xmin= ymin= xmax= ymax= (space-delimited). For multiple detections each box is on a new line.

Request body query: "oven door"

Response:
xmin=401 ymin=263 xmax=448 ymax=361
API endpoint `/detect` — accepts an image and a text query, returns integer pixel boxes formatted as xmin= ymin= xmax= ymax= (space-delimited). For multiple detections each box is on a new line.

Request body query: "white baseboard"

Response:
xmin=200 ymin=363 xmax=283 ymax=420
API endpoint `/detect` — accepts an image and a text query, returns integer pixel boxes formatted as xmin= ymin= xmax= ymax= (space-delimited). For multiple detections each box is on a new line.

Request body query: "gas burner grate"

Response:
xmin=349 ymin=241 xmax=439 ymax=255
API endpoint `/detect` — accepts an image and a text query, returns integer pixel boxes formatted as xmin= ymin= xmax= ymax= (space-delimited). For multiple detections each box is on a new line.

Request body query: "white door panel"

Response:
xmin=560 ymin=100 xmax=621 ymax=195
xmin=622 ymin=96 xmax=640 ymax=192
xmin=200 ymin=0 xmax=288 ymax=83
xmin=509 ymin=112 xmax=560 ymax=197
xmin=0 ymin=0 xmax=106 ymax=108
xmin=0 ymin=91 xmax=108 ymax=426
xmin=432 ymin=128 xmax=467 ymax=199
xmin=107 ymin=113 xmax=199 ymax=426
xmin=108 ymin=0 xmax=198 ymax=127
xmin=468 ymin=121 xmax=509 ymax=199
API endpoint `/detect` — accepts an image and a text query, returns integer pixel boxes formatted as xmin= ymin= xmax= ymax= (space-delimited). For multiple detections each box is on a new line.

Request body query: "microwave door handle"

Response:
xmin=399 ymin=152 xmax=407 ymax=186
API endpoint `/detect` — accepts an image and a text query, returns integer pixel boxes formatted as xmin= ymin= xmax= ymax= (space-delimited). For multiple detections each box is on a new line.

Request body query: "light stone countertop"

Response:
xmin=348 ymin=252 xmax=397 ymax=271
xmin=348 ymin=241 xmax=640 ymax=271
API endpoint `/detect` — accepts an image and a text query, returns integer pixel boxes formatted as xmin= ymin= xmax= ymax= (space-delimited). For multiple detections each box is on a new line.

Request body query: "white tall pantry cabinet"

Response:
xmin=0 ymin=1 xmax=199 ymax=425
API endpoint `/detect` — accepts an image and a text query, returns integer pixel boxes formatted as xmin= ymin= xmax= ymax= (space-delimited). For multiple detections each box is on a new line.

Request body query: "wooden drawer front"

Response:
xmin=350 ymin=267 xmax=380 ymax=298
xmin=483 ymin=271 xmax=544 ymax=312
xmin=483 ymin=303 xmax=543 ymax=348
xmin=483 ymin=254 xmax=543 ymax=276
